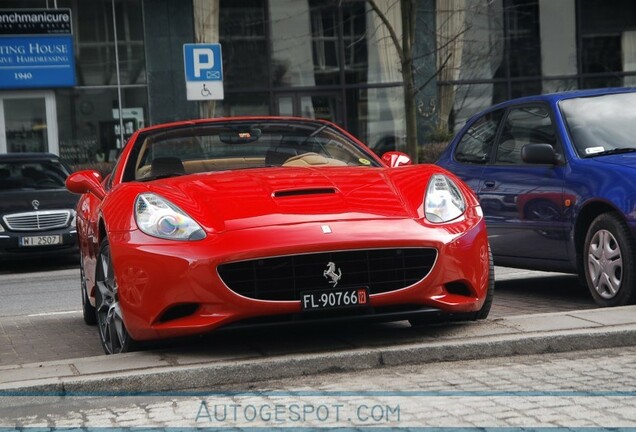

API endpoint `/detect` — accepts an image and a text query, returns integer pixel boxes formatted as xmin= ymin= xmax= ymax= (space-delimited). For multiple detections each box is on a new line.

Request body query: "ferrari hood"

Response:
xmin=148 ymin=167 xmax=425 ymax=232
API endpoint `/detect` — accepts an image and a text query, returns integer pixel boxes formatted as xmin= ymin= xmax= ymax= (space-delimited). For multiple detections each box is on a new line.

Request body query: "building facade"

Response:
xmin=0 ymin=0 xmax=635 ymax=165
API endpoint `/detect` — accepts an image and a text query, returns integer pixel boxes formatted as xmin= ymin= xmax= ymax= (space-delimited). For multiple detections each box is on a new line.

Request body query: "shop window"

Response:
xmin=215 ymin=93 xmax=269 ymax=117
xmin=58 ymin=0 xmax=146 ymax=86
xmin=437 ymin=0 xmax=542 ymax=131
xmin=506 ymin=0 xmax=541 ymax=79
xmin=56 ymin=87 xmax=148 ymax=166
xmin=310 ymin=1 xmax=341 ymax=86
xmin=581 ymin=36 xmax=622 ymax=76
xmin=347 ymin=87 xmax=405 ymax=155
xmin=579 ymin=0 xmax=636 ymax=87
xmin=219 ymin=0 xmax=268 ymax=89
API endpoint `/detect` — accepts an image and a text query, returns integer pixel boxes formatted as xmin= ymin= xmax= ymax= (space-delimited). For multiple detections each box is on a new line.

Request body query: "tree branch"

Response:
xmin=366 ymin=0 xmax=405 ymax=65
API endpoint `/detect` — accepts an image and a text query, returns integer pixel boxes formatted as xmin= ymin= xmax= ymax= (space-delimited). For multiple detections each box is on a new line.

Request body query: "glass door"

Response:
xmin=0 ymin=91 xmax=58 ymax=154
xmin=275 ymin=92 xmax=343 ymax=126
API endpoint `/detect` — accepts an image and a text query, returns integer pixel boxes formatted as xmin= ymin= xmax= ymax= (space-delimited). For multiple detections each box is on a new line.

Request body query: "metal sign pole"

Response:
xmin=112 ymin=0 xmax=125 ymax=150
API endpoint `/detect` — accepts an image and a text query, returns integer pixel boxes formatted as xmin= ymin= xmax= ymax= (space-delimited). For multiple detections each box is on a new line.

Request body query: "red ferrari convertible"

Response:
xmin=67 ymin=117 xmax=492 ymax=354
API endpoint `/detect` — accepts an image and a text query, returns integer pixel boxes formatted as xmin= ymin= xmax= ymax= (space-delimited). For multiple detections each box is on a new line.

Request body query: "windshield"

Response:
xmin=128 ymin=120 xmax=380 ymax=182
xmin=0 ymin=158 xmax=70 ymax=191
xmin=560 ymin=92 xmax=636 ymax=157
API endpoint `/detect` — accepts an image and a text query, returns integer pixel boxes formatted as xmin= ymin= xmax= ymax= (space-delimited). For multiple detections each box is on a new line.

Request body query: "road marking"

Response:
xmin=28 ymin=310 xmax=81 ymax=317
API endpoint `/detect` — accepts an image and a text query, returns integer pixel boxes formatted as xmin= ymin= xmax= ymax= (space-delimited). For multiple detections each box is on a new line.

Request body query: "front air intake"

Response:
xmin=218 ymin=248 xmax=438 ymax=301
xmin=273 ymin=188 xmax=336 ymax=198
xmin=158 ymin=303 xmax=199 ymax=323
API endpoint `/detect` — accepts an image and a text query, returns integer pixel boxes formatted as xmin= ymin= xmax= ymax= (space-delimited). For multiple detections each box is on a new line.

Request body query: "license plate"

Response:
xmin=301 ymin=287 xmax=369 ymax=311
xmin=19 ymin=235 xmax=62 ymax=247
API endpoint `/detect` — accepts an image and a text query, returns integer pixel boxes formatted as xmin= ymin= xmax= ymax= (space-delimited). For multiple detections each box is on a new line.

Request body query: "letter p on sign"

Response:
xmin=193 ymin=48 xmax=214 ymax=78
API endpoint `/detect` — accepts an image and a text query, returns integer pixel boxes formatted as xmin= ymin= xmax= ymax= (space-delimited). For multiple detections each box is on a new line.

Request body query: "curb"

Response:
xmin=2 ymin=323 xmax=635 ymax=393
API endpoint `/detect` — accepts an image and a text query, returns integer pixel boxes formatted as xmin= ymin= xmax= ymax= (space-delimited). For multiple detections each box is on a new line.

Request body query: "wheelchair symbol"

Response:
xmin=201 ymin=84 xmax=212 ymax=97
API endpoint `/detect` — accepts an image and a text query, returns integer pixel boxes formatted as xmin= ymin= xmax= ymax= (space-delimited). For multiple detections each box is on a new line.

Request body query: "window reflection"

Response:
xmin=220 ymin=0 xmax=269 ymax=89
xmin=59 ymin=0 xmax=146 ymax=86
xmin=347 ymin=87 xmax=406 ymax=155
xmin=4 ymin=98 xmax=48 ymax=153
xmin=57 ymin=87 xmax=148 ymax=165
xmin=269 ymin=0 xmax=401 ymax=87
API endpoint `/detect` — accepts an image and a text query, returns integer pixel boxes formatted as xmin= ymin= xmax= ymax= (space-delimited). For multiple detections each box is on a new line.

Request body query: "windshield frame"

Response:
xmin=122 ymin=119 xmax=382 ymax=183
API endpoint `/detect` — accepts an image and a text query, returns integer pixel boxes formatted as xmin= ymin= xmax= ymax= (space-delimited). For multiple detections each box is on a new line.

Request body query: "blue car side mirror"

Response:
xmin=521 ymin=143 xmax=559 ymax=165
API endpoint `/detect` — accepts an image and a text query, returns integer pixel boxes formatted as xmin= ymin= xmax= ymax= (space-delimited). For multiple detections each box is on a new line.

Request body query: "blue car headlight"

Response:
xmin=135 ymin=193 xmax=206 ymax=241
xmin=424 ymin=174 xmax=466 ymax=223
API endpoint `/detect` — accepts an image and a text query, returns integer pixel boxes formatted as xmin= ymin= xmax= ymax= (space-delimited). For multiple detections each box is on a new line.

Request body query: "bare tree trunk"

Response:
xmin=436 ymin=0 xmax=466 ymax=131
xmin=193 ymin=0 xmax=220 ymax=119
xmin=368 ymin=0 xmax=419 ymax=162
xmin=403 ymin=66 xmax=419 ymax=163
xmin=401 ymin=0 xmax=418 ymax=163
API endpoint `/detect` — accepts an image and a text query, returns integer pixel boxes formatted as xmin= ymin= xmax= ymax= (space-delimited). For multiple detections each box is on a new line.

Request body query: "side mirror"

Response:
xmin=66 ymin=170 xmax=106 ymax=200
xmin=521 ymin=143 xmax=559 ymax=165
xmin=381 ymin=151 xmax=412 ymax=167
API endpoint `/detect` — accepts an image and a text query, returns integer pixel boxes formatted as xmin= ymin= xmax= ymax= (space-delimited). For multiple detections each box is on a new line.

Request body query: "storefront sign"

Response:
xmin=183 ymin=43 xmax=224 ymax=100
xmin=0 ymin=9 xmax=72 ymax=35
xmin=0 ymin=9 xmax=76 ymax=89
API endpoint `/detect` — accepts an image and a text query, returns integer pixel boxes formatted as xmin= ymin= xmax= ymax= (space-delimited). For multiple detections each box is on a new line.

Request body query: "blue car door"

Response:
xmin=478 ymin=104 xmax=569 ymax=262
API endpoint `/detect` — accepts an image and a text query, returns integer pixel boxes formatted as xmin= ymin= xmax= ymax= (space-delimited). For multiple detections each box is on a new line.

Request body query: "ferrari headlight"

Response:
xmin=135 ymin=193 xmax=206 ymax=241
xmin=424 ymin=174 xmax=466 ymax=223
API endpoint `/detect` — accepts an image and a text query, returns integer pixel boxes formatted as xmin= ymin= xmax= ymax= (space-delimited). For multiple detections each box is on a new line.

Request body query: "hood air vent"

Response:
xmin=274 ymin=188 xmax=336 ymax=198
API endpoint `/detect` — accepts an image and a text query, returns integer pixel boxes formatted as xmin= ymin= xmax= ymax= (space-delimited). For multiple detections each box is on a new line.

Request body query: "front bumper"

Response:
xmin=108 ymin=209 xmax=489 ymax=341
xmin=0 ymin=228 xmax=78 ymax=258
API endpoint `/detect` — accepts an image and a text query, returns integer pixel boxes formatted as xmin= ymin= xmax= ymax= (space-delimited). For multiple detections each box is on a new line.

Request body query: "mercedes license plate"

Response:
xmin=301 ymin=287 xmax=369 ymax=311
xmin=19 ymin=235 xmax=62 ymax=247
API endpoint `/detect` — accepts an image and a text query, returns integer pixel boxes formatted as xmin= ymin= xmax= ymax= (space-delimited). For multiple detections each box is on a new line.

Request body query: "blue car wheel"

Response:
xmin=584 ymin=213 xmax=636 ymax=307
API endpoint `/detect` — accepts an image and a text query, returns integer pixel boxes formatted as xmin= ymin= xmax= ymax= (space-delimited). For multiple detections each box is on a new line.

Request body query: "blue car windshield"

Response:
xmin=560 ymin=92 xmax=636 ymax=158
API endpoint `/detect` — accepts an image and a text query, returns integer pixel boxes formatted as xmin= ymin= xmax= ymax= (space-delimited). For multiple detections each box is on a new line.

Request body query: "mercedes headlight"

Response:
xmin=424 ymin=174 xmax=466 ymax=223
xmin=135 ymin=193 xmax=206 ymax=241
xmin=69 ymin=210 xmax=77 ymax=228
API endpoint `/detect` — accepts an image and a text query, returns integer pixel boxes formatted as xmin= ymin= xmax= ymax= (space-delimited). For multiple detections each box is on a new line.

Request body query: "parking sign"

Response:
xmin=183 ymin=43 xmax=224 ymax=100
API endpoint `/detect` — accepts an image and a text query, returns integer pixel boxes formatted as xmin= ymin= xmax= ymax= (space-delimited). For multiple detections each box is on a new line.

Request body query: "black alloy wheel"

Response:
xmin=80 ymin=251 xmax=97 ymax=325
xmin=95 ymin=239 xmax=136 ymax=354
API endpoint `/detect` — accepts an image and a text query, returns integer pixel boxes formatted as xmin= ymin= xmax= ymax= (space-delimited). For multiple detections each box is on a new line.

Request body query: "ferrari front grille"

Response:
xmin=3 ymin=210 xmax=71 ymax=231
xmin=217 ymin=248 xmax=437 ymax=301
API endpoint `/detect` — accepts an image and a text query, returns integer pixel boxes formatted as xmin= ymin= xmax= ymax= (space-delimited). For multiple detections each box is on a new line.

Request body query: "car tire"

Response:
xmin=95 ymin=239 xmax=137 ymax=354
xmin=583 ymin=212 xmax=636 ymax=307
xmin=80 ymin=253 xmax=97 ymax=325
xmin=475 ymin=246 xmax=495 ymax=320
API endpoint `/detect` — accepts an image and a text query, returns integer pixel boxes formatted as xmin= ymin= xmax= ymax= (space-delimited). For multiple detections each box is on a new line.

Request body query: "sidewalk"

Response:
xmin=1 ymin=305 xmax=635 ymax=393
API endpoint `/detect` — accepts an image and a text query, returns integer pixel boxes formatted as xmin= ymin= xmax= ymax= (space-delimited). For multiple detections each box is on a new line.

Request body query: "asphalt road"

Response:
xmin=0 ymin=258 xmax=598 ymax=365
xmin=0 ymin=269 xmax=78 ymax=318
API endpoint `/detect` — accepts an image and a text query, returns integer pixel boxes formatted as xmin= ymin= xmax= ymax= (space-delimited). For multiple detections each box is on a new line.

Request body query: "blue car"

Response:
xmin=437 ymin=87 xmax=636 ymax=307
